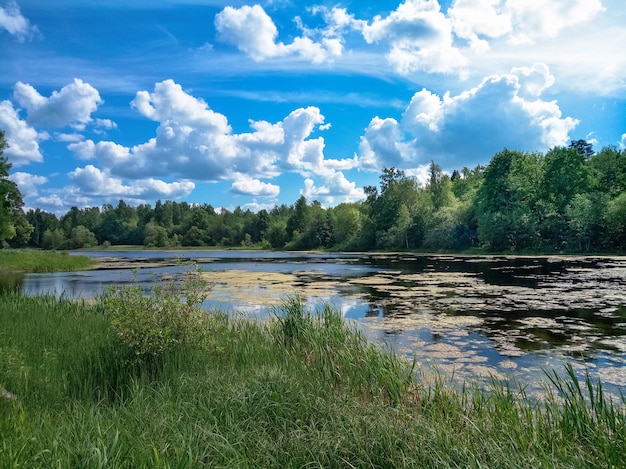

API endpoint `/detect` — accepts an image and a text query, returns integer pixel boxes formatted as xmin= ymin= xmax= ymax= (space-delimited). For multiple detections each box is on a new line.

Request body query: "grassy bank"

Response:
xmin=0 ymin=249 xmax=96 ymax=273
xmin=1 ymin=287 xmax=625 ymax=467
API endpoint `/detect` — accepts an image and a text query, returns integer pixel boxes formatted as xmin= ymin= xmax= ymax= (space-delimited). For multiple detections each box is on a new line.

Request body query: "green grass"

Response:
xmin=1 ymin=292 xmax=625 ymax=468
xmin=0 ymin=249 xmax=97 ymax=273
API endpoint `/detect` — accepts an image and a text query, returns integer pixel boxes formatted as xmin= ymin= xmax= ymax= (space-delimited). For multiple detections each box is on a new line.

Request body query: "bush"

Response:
xmin=99 ymin=263 xmax=214 ymax=363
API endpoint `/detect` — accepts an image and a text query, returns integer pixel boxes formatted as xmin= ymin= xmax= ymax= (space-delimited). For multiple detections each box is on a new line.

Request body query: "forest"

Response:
xmin=2 ymin=134 xmax=626 ymax=253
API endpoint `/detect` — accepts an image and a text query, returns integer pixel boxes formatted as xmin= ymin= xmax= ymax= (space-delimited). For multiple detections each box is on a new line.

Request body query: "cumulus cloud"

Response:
xmin=55 ymin=133 xmax=84 ymax=143
xmin=404 ymin=164 xmax=432 ymax=187
xmin=359 ymin=116 xmax=416 ymax=170
xmin=231 ymin=174 xmax=280 ymax=197
xmin=13 ymin=79 xmax=103 ymax=128
xmin=35 ymin=194 xmax=64 ymax=209
xmin=620 ymin=133 xmax=626 ymax=150
xmin=449 ymin=0 xmax=605 ymax=46
xmin=0 ymin=99 xmax=44 ymax=165
xmin=68 ymin=165 xmax=194 ymax=200
xmin=9 ymin=171 xmax=47 ymax=197
xmin=215 ymin=4 xmax=342 ymax=63
xmin=358 ymin=64 xmax=578 ymax=170
xmin=448 ymin=0 xmax=510 ymax=50
xmin=60 ymin=79 xmax=365 ymax=207
xmin=504 ymin=0 xmax=605 ymax=44
xmin=239 ymin=200 xmax=277 ymax=213
xmin=0 ymin=1 xmax=38 ymax=41
xmin=357 ymin=0 xmax=466 ymax=74
xmin=301 ymin=170 xmax=364 ymax=204
xmin=70 ymin=80 xmax=359 ymax=198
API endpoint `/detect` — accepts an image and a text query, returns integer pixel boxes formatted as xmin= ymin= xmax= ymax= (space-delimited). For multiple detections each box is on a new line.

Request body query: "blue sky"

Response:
xmin=1 ymin=0 xmax=625 ymax=215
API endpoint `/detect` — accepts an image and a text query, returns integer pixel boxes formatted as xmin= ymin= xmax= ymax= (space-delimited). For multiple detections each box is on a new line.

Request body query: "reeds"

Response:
xmin=1 ymin=291 xmax=625 ymax=468
xmin=0 ymin=249 xmax=96 ymax=273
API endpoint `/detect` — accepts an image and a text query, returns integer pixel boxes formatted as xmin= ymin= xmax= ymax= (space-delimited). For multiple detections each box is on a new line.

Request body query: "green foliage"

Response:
xmin=14 ymin=136 xmax=626 ymax=254
xmin=100 ymin=263 xmax=214 ymax=362
xmin=271 ymin=296 xmax=416 ymax=404
xmin=67 ymin=225 xmax=98 ymax=249
xmin=2 ymin=292 xmax=626 ymax=467
xmin=142 ymin=220 xmax=170 ymax=247
xmin=0 ymin=249 xmax=96 ymax=273
xmin=0 ymin=130 xmax=33 ymax=247
xmin=606 ymin=192 xmax=626 ymax=249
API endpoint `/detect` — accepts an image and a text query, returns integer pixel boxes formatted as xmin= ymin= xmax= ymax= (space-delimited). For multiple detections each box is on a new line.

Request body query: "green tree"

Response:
xmin=41 ymin=228 xmax=65 ymax=250
xmin=286 ymin=196 xmax=310 ymax=242
xmin=606 ymin=192 xmax=626 ymax=250
xmin=475 ymin=149 xmax=542 ymax=251
xmin=539 ymin=146 xmax=590 ymax=249
xmin=364 ymin=167 xmax=421 ymax=250
xmin=0 ymin=130 xmax=33 ymax=247
xmin=330 ymin=203 xmax=363 ymax=249
xmin=154 ymin=200 xmax=174 ymax=229
xmin=26 ymin=208 xmax=60 ymax=248
xmin=568 ymin=139 xmax=594 ymax=159
xmin=588 ymin=146 xmax=626 ymax=196
xmin=566 ymin=193 xmax=606 ymax=252
xmin=98 ymin=201 xmax=140 ymax=245
xmin=67 ymin=225 xmax=98 ymax=249
xmin=428 ymin=161 xmax=455 ymax=210
xmin=541 ymin=146 xmax=590 ymax=214
xmin=143 ymin=220 xmax=170 ymax=247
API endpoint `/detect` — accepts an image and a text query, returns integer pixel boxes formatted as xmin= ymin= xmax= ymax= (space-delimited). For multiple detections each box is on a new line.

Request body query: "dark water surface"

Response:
xmin=4 ymin=250 xmax=626 ymax=398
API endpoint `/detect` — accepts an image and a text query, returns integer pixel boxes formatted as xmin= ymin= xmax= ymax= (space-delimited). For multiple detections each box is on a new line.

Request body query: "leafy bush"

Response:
xmin=99 ymin=263 xmax=214 ymax=362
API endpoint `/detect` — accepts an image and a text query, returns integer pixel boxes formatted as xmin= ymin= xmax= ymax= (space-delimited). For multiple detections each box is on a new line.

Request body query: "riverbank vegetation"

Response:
xmin=0 ymin=249 xmax=96 ymax=273
xmin=1 ymin=269 xmax=625 ymax=467
xmin=12 ymin=141 xmax=626 ymax=255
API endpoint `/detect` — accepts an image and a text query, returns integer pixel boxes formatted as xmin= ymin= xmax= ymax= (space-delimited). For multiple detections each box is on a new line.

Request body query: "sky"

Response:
xmin=1 ymin=0 xmax=625 ymax=216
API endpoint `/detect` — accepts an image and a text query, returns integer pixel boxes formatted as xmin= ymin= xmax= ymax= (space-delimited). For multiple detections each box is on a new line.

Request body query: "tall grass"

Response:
xmin=0 ymin=249 xmax=96 ymax=273
xmin=1 ymin=289 xmax=625 ymax=467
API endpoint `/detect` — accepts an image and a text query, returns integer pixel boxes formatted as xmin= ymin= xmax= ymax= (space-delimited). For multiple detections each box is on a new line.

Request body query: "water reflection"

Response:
xmin=3 ymin=251 xmax=626 ymax=397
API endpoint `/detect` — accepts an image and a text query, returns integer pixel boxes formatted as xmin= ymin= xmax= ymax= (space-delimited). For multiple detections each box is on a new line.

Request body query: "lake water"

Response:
xmin=4 ymin=250 xmax=626 ymax=398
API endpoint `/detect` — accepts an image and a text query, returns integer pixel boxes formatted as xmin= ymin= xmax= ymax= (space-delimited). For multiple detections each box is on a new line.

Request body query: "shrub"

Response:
xmin=99 ymin=263 xmax=214 ymax=363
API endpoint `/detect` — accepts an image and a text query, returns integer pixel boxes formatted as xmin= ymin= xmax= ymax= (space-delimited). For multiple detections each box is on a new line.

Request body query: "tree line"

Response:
xmin=1 ymin=129 xmax=626 ymax=253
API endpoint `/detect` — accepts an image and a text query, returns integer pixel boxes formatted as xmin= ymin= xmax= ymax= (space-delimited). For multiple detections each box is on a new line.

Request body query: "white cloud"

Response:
xmin=358 ymin=116 xmax=416 ymax=170
xmin=215 ymin=4 xmax=342 ymax=63
xmin=620 ymin=133 xmax=626 ymax=150
xmin=35 ymin=194 xmax=64 ymax=208
xmin=231 ymin=174 xmax=280 ymax=197
xmin=69 ymin=165 xmax=142 ymax=196
xmin=301 ymin=170 xmax=364 ymax=203
xmin=239 ymin=200 xmax=276 ymax=213
xmin=13 ymin=79 xmax=103 ymax=128
xmin=9 ymin=171 xmax=47 ymax=197
xmin=55 ymin=133 xmax=84 ymax=143
xmin=301 ymin=177 xmax=329 ymax=200
xmin=448 ymin=0 xmax=510 ymax=50
xmin=449 ymin=0 xmax=605 ymax=46
xmin=358 ymin=64 xmax=578 ymax=170
xmin=505 ymin=0 xmax=605 ymax=44
xmin=131 ymin=79 xmax=230 ymax=132
xmin=281 ymin=106 xmax=358 ymax=177
xmin=509 ymin=63 xmax=554 ymax=98
xmin=68 ymin=165 xmax=194 ymax=199
xmin=0 ymin=99 xmax=44 ymax=165
xmin=0 ymin=1 xmax=38 ymax=41
xmin=94 ymin=118 xmax=117 ymax=130
xmin=355 ymin=0 xmax=466 ymax=74
xmin=31 ymin=186 xmax=95 ymax=216
xmin=70 ymin=80 xmax=360 ymax=198
xmin=404 ymin=164 xmax=432 ymax=187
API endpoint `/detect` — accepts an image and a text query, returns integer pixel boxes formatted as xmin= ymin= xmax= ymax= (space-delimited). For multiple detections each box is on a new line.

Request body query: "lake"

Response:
xmin=4 ymin=250 xmax=626 ymax=398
